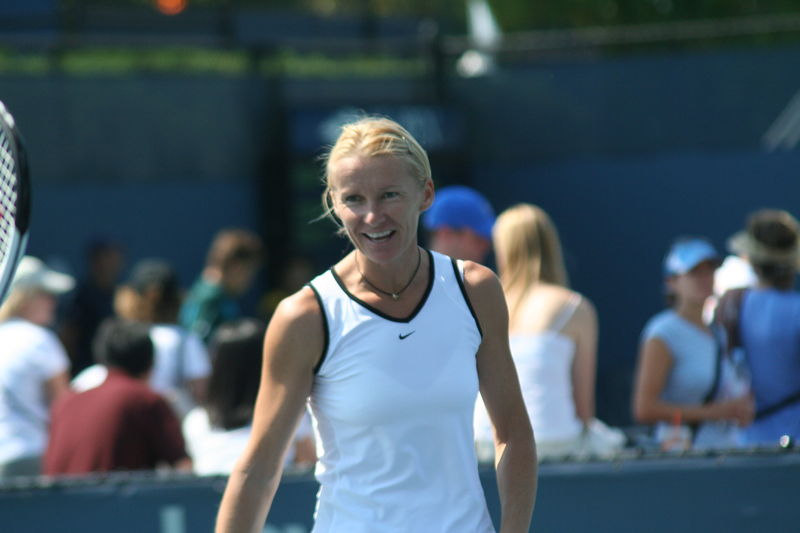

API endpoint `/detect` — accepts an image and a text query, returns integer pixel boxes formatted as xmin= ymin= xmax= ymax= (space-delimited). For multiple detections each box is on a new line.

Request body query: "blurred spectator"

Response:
xmin=182 ymin=318 xmax=315 ymax=475
xmin=44 ymin=319 xmax=191 ymax=475
xmin=475 ymin=204 xmax=624 ymax=460
xmin=258 ymin=254 xmax=315 ymax=321
xmin=422 ymin=185 xmax=495 ymax=263
xmin=702 ymin=242 xmax=758 ymax=324
xmin=714 ymin=254 xmax=758 ymax=297
xmin=58 ymin=238 xmax=125 ymax=377
xmin=633 ymin=238 xmax=753 ymax=450
xmin=0 ymin=256 xmax=74 ymax=478
xmin=73 ymin=259 xmax=210 ymax=418
xmin=718 ymin=209 xmax=800 ymax=445
xmin=180 ymin=228 xmax=264 ymax=343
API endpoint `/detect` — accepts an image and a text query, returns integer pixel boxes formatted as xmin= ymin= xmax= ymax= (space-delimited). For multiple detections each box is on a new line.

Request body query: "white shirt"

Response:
xmin=0 ymin=320 xmax=69 ymax=464
xmin=509 ymin=331 xmax=583 ymax=442
xmin=308 ymin=251 xmax=494 ymax=533
xmin=182 ymin=407 xmax=252 ymax=475
xmin=474 ymin=296 xmax=583 ymax=446
xmin=72 ymin=324 xmax=210 ymax=417
xmin=183 ymin=408 xmax=313 ymax=475
xmin=714 ymin=255 xmax=757 ymax=296
xmin=148 ymin=324 xmax=210 ymax=394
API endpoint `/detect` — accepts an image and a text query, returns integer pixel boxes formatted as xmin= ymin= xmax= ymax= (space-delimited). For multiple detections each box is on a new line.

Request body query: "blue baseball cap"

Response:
xmin=423 ymin=185 xmax=495 ymax=240
xmin=663 ymin=238 xmax=720 ymax=276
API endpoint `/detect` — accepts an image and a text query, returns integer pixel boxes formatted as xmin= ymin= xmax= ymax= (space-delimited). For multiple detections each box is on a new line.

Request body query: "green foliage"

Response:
xmin=0 ymin=46 xmax=425 ymax=77
xmin=489 ymin=0 xmax=800 ymax=32
xmin=0 ymin=50 xmax=51 ymax=74
xmin=58 ymin=47 xmax=249 ymax=75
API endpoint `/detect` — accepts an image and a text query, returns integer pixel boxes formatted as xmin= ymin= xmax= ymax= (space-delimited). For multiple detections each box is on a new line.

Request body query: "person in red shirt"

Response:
xmin=44 ymin=319 xmax=191 ymax=475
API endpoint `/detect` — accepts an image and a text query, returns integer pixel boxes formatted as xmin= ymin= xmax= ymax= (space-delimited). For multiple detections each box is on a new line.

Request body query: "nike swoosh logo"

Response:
xmin=398 ymin=331 xmax=415 ymax=340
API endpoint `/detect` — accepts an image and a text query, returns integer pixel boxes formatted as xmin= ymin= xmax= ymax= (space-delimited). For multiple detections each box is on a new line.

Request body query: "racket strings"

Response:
xmin=0 ymin=127 xmax=18 ymax=264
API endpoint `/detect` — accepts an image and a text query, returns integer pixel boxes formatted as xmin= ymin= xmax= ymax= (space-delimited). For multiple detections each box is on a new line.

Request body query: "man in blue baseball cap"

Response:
xmin=423 ymin=185 xmax=496 ymax=263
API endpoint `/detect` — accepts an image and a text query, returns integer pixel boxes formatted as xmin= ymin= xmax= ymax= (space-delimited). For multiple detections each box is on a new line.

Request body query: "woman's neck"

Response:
xmin=355 ymin=247 xmax=421 ymax=288
xmin=675 ymin=300 xmax=706 ymax=328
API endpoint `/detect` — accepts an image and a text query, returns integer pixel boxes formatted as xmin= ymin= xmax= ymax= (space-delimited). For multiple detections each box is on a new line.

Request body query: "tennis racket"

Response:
xmin=0 ymin=100 xmax=31 ymax=305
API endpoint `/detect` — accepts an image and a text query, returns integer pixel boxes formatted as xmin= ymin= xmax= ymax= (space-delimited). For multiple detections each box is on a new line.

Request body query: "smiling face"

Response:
xmin=329 ymin=154 xmax=433 ymax=265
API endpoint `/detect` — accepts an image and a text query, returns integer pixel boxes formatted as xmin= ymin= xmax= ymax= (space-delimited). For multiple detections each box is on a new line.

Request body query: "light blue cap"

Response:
xmin=663 ymin=238 xmax=720 ymax=276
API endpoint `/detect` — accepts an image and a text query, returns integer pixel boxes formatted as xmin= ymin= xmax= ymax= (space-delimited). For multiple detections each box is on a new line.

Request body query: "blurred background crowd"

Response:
xmin=2 ymin=0 xmax=800 ymax=482
xmin=2 ymin=194 xmax=800 ymax=478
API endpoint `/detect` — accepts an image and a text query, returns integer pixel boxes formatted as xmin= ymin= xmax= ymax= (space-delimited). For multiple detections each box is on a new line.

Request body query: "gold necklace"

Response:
xmin=356 ymin=248 xmax=422 ymax=301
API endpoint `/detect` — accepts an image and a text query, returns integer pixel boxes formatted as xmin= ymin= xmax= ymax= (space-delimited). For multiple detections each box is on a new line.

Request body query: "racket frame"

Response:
xmin=0 ymin=101 xmax=31 ymax=304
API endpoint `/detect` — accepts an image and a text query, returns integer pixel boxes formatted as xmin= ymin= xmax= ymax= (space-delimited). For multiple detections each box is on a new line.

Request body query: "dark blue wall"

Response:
xmin=2 ymin=452 xmax=799 ymax=533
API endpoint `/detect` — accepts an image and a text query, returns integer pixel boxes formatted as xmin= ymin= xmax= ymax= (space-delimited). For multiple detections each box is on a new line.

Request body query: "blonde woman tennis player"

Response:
xmin=215 ymin=117 xmax=536 ymax=533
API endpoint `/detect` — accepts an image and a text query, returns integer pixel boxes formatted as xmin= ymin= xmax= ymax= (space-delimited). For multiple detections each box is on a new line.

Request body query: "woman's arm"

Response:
xmin=464 ymin=262 xmax=537 ymax=533
xmin=44 ymin=371 xmax=70 ymax=407
xmin=215 ymin=288 xmax=323 ymax=533
xmin=570 ymin=298 xmax=597 ymax=425
xmin=632 ymin=337 xmax=752 ymax=425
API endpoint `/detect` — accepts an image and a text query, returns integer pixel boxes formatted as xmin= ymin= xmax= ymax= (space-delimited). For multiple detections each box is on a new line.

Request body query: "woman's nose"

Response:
xmin=363 ymin=201 xmax=384 ymax=225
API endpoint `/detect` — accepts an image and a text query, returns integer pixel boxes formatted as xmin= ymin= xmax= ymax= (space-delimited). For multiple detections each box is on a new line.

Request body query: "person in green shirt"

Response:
xmin=181 ymin=228 xmax=264 ymax=344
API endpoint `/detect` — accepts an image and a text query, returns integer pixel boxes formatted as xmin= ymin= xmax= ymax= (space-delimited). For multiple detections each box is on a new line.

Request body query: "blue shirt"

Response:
xmin=642 ymin=310 xmax=740 ymax=448
xmin=740 ymin=289 xmax=800 ymax=444
xmin=643 ymin=310 xmax=717 ymax=406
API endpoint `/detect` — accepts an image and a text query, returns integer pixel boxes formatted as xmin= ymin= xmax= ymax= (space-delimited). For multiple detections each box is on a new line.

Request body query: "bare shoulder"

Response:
xmin=461 ymin=260 xmax=501 ymax=291
xmin=461 ymin=261 xmax=507 ymax=334
xmin=572 ymin=292 xmax=597 ymax=323
xmin=461 ymin=260 xmax=504 ymax=302
xmin=265 ymin=286 xmax=325 ymax=372
xmin=272 ymin=285 xmax=322 ymax=325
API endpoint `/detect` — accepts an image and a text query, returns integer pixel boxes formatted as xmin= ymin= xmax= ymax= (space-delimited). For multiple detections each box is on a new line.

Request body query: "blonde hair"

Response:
xmin=0 ymin=288 xmax=36 ymax=322
xmin=320 ymin=116 xmax=432 ymax=233
xmin=493 ymin=204 xmax=568 ymax=320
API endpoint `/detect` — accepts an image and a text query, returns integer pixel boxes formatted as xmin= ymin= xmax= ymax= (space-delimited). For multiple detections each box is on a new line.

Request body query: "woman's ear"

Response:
xmin=328 ymin=189 xmax=341 ymax=217
xmin=420 ymin=179 xmax=434 ymax=212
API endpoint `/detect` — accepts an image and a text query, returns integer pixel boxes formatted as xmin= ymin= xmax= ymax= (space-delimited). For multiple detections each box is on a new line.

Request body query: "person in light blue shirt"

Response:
xmin=633 ymin=238 xmax=754 ymax=449
xmin=725 ymin=209 xmax=800 ymax=445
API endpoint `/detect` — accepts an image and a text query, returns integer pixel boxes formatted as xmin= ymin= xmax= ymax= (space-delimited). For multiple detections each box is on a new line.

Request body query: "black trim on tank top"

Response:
xmin=330 ymin=248 xmax=435 ymax=323
xmin=307 ymin=283 xmax=330 ymax=374
xmin=451 ymin=258 xmax=483 ymax=339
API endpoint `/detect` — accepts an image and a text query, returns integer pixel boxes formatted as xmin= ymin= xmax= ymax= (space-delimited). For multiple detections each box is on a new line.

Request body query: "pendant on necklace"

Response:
xmin=391 ymin=293 xmax=399 ymax=300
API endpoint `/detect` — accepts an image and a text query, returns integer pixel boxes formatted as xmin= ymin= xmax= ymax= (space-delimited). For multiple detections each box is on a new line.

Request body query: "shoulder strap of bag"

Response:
xmin=756 ymin=390 xmax=800 ymax=420
xmin=703 ymin=328 xmax=724 ymax=405
xmin=689 ymin=327 xmax=724 ymax=442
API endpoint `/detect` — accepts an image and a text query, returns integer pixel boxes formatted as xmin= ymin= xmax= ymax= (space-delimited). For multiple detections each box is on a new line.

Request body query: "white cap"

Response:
xmin=11 ymin=256 xmax=75 ymax=294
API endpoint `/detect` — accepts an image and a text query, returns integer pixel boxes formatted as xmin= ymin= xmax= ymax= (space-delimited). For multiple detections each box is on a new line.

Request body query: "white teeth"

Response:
xmin=366 ymin=230 xmax=392 ymax=239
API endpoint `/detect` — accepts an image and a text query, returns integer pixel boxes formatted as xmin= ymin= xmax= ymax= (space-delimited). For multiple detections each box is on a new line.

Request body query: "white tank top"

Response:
xmin=509 ymin=295 xmax=583 ymax=442
xmin=308 ymin=250 xmax=495 ymax=533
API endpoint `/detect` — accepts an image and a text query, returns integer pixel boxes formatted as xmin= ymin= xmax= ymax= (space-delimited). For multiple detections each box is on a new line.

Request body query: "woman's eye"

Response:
xmin=343 ymin=195 xmax=361 ymax=204
xmin=383 ymin=191 xmax=399 ymax=199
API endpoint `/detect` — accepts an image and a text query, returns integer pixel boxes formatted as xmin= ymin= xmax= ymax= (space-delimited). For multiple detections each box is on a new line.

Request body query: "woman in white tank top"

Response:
xmin=476 ymin=204 xmax=624 ymax=460
xmin=215 ymin=117 xmax=537 ymax=533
